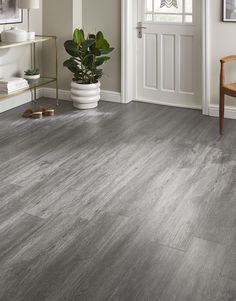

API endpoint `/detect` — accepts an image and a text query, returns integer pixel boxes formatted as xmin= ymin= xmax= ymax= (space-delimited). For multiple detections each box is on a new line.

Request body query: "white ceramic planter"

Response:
xmin=24 ymin=74 xmax=40 ymax=80
xmin=71 ymin=81 xmax=101 ymax=109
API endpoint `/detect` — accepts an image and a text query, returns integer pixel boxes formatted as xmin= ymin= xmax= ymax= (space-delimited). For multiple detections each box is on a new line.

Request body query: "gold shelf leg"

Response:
xmin=55 ymin=37 xmax=59 ymax=106
xmin=30 ymin=88 xmax=36 ymax=111
xmin=33 ymin=43 xmax=37 ymax=103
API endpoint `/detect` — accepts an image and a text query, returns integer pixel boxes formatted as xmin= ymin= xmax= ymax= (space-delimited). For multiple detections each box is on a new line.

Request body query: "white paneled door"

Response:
xmin=137 ymin=0 xmax=202 ymax=109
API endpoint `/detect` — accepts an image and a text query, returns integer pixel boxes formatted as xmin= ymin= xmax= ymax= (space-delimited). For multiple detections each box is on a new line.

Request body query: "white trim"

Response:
xmin=100 ymin=90 xmax=121 ymax=103
xmin=0 ymin=88 xmax=122 ymax=114
xmin=42 ymin=87 xmax=121 ymax=103
xmin=135 ymin=98 xmax=201 ymax=110
xmin=0 ymin=88 xmax=45 ymax=113
xmin=37 ymin=88 xmax=44 ymax=99
xmin=121 ymin=0 xmax=135 ymax=104
xmin=73 ymin=0 xmax=82 ymax=29
xmin=202 ymin=0 xmax=210 ymax=115
xmin=121 ymin=0 xmax=210 ymax=113
xmin=209 ymin=104 xmax=236 ymax=120
xmin=43 ymin=87 xmax=70 ymax=101
xmin=0 ymin=92 xmax=31 ymax=113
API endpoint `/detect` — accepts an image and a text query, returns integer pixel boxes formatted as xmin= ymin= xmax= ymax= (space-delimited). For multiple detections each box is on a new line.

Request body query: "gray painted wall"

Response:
xmin=43 ymin=0 xmax=73 ymax=91
xmin=210 ymin=1 xmax=236 ymax=107
xmin=42 ymin=0 xmax=82 ymax=91
xmin=82 ymin=0 xmax=121 ymax=92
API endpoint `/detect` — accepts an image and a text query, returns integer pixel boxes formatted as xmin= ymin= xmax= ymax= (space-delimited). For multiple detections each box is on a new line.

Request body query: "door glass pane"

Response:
xmin=185 ymin=0 xmax=192 ymax=13
xmin=184 ymin=15 xmax=192 ymax=23
xmin=154 ymin=14 xmax=183 ymax=22
xmin=155 ymin=0 xmax=183 ymax=13
xmin=144 ymin=0 xmax=193 ymax=24
xmin=145 ymin=0 xmax=153 ymax=12
xmin=145 ymin=14 xmax=153 ymax=21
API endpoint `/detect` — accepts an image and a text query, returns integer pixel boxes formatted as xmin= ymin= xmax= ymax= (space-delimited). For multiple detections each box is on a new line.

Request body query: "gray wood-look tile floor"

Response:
xmin=0 ymin=98 xmax=236 ymax=301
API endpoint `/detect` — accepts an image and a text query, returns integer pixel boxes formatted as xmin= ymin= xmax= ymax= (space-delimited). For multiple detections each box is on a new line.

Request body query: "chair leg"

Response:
xmin=219 ymin=91 xmax=225 ymax=135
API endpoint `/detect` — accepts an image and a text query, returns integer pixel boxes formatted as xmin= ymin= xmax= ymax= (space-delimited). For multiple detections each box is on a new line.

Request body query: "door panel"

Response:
xmin=180 ymin=35 xmax=193 ymax=93
xmin=137 ymin=0 xmax=202 ymax=109
xmin=162 ymin=34 xmax=175 ymax=91
xmin=145 ymin=34 xmax=158 ymax=88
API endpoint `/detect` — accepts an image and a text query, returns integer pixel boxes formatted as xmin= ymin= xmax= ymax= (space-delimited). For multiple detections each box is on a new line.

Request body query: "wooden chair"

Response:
xmin=220 ymin=55 xmax=236 ymax=135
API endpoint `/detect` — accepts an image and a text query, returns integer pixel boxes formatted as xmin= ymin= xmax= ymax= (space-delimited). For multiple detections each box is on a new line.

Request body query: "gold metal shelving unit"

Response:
xmin=0 ymin=35 xmax=59 ymax=106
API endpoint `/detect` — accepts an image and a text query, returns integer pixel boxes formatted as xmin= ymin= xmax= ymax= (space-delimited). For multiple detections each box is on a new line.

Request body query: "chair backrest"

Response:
xmin=220 ymin=55 xmax=236 ymax=64
xmin=220 ymin=55 xmax=236 ymax=87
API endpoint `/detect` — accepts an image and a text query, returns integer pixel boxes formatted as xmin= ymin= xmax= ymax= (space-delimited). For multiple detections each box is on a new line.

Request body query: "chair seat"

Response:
xmin=222 ymin=83 xmax=236 ymax=97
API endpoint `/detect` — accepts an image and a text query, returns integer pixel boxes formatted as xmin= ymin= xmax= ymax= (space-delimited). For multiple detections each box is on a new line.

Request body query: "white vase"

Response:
xmin=24 ymin=74 xmax=40 ymax=80
xmin=71 ymin=81 xmax=101 ymax=110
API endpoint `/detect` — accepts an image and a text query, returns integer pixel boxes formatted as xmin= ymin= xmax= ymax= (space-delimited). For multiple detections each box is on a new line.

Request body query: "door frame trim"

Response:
xmin=121 ymin=0 xmax=210 ymax=115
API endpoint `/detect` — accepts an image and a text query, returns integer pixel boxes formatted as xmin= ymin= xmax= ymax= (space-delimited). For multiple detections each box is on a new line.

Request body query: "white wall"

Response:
xmin=210 ymin=1 xmax=236 ymax=108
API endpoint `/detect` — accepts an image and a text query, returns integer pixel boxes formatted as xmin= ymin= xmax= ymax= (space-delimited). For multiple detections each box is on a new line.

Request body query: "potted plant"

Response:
xmin=63 ymin=28 xmax=114 ymax=109
xmin=24 ymin=68 xmax=40 ymax=81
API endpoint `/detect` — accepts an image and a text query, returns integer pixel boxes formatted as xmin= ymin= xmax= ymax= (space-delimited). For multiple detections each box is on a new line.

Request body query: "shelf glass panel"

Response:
xmin=0 ymin=36 xmax=55 ymax=49
xmin=0 ymin=77 xmax=56 ymax=100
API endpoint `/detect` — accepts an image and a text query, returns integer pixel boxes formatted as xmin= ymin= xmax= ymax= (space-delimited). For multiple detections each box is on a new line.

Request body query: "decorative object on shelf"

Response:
xmin=223 ymin=0 xmax=236 ymax=22
xmin=0 ymin=0 xmax=22 ymax=25
xmin=64 ymin=28 xmax=114 ymax=110
xmin=1 ymin=26 xmax=27 ymax=42
xmin=18 ymin=0 xmax=39 ymax=40
xmin=160 ymin=0 xmax=178 ymax=8
xmin=0 ymin=36 xmax=59 ymax=106
xmin=0 ymin=77 xmax=29 ymax=94
xmin=24 ymin=68 xmax=40 ymax=80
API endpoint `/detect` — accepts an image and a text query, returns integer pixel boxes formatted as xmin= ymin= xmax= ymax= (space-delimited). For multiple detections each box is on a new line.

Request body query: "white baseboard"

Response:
xmin=0 ymin=88 xmax=45 ymax=114
xmin=42 ymin=88 xmax=122 ymax=103
xmin=135 ymin=98 xmax=201 ymax=110
xmin=0 ymin=92 xmax=31 ymax=114
xmin=0 ymin=87 xmax=121 ymax=114
xmin=209 ymin=104 xmax=236 ymax=120
xmin=100 ymin=90 xmax=121 ymax=103
xmin=42 ymin=87 xmax=71 ymax=101
xmin=7 ymin=88 xmax=235 ymax=121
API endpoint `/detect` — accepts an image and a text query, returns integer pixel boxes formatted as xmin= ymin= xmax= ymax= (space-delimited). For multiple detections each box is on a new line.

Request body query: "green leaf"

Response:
xmin=95 ymin=56 xmax=110 ymax=67
xmin=83 ymin=54 xmax=94 ymax=66
xmin=64 ymin=40 xmax=77 ymax=50
xmin=81 ymin=39 xmax=96 ymax=50
xmin=73 ymin=28 xmax=85 ymax=45
xmin=95 ymin=31 xmax=110 ymax=49
xmin=96 ymin=38 xmax=110 ymax=50
xmin=96 ymin=31 xmax=104 ymax=41
xmin=80 ymin=29 xmax=85 ymax=39
xmin=63 ymin=58 xmax=81 ymax=74
xmin=24 ymin=68 xmax=40 ymax=75
xmin=100 ymin=47 xmax=114 ymax=55
xmin=90 ymin=45 xmax=101 ymax=56
xmin=64 ymin=40 xmax=80 ymax=57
